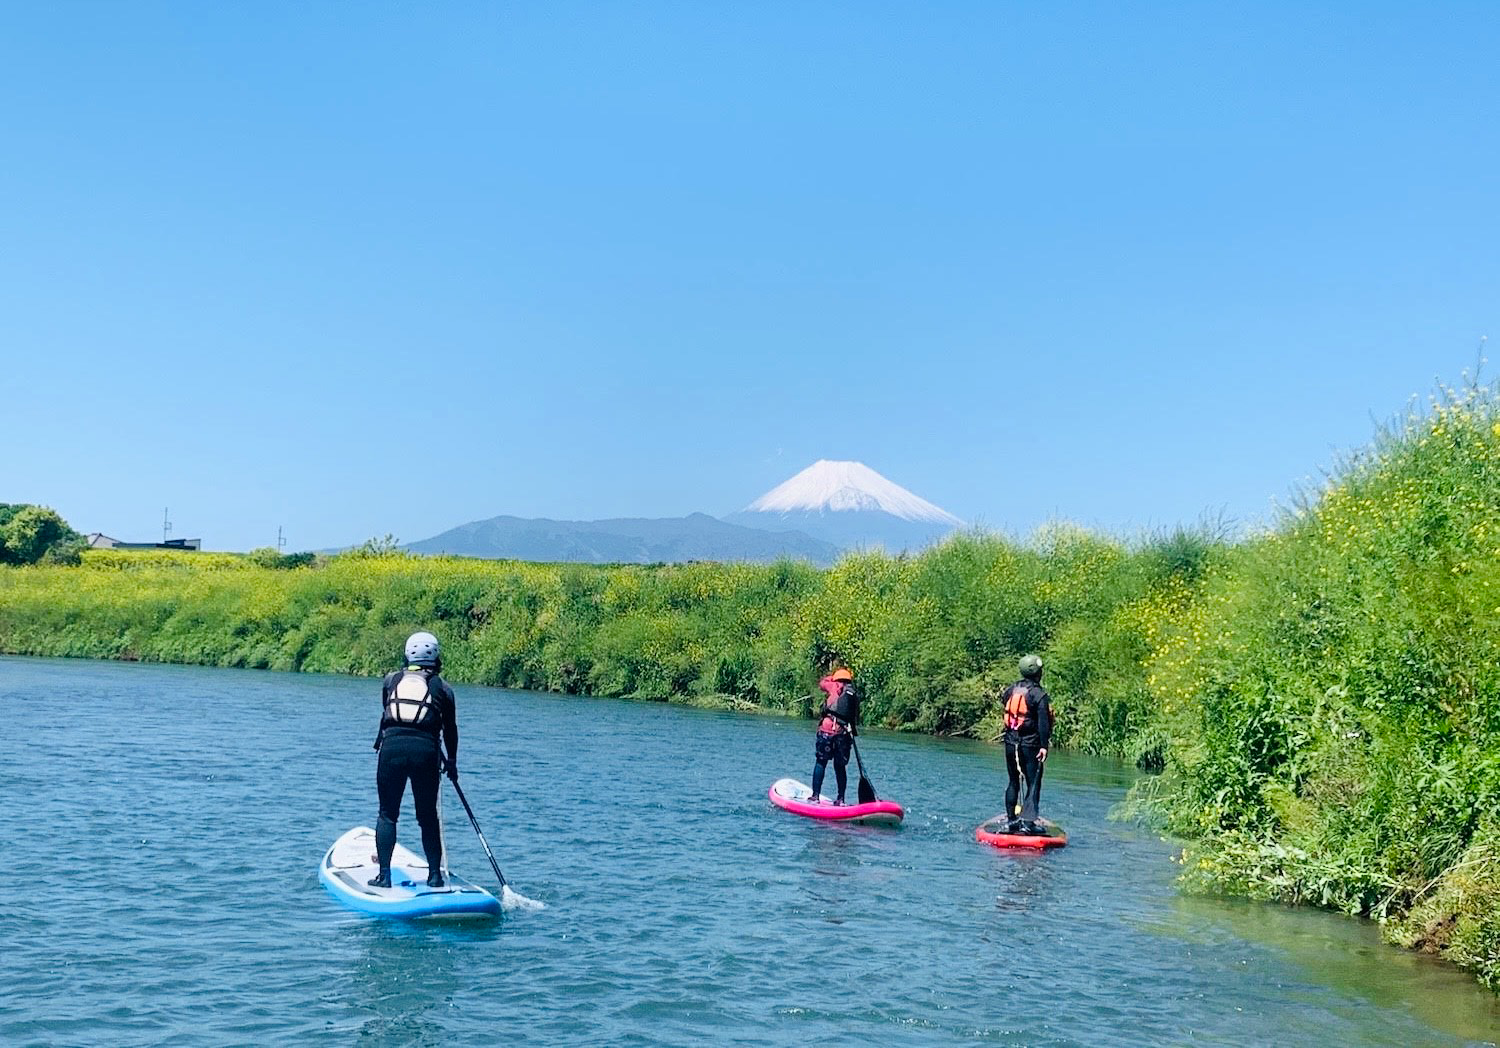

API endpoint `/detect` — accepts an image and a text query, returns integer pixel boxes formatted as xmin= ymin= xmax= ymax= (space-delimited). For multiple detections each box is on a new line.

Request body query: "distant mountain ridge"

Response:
xmin=404 ymin=512 xmax=838 ymax=565
xmin=391 ymin=460 xmax=957 ymax=565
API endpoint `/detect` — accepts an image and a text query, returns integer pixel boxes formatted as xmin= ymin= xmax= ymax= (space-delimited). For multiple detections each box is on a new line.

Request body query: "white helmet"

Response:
xmin=404 ymin=631 xmax=440 ymax=666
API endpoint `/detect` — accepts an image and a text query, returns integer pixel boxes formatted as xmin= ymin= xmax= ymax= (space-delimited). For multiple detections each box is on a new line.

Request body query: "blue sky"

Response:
xmin=4 ymin=3 xmax=1496 ymax=551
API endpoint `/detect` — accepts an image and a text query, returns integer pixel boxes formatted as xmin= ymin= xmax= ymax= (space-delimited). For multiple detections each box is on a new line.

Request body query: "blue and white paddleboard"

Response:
xmin=320 ymin=826 xmax=501 ymax=919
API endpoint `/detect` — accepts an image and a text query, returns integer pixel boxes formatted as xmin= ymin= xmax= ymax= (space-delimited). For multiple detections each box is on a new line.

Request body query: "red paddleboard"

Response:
xmin=975 ymin=814 xmax=1067 ymax=849
xmin=768 ymin=778 xmax=904 ymax=826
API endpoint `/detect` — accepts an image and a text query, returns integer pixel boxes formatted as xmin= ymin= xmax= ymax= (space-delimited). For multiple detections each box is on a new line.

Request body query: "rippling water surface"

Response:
xmin=4 ymin=657 xmax=1497 ymax=1046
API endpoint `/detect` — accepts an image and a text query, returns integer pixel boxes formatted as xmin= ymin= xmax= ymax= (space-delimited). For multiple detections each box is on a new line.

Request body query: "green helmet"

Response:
xmin=1018 ymin=654 xmax=1043 ymax=680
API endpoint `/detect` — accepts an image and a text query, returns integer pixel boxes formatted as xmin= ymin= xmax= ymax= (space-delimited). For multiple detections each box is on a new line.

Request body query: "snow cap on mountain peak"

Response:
xmin=745 ymin=460 xmax=963 ymax=525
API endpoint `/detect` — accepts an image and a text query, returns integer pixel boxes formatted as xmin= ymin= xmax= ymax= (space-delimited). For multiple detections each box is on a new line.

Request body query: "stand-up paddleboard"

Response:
xmin=320 ymin=826 xmax=501 ymax=918
xmin=975 ymin=814 xmax=1067 ymax=849
xmin=769 ymin=778 xmax=904 ymax=826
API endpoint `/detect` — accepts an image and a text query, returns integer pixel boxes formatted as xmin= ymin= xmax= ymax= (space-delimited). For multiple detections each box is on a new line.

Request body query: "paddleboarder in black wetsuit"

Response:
xmin=369 ymin=631 xmax=459 ymax=889
xmin=1003 ymin=654 xmax=1053 ymax=834
xmin=810 ymin=667 xmax=859 ymax=804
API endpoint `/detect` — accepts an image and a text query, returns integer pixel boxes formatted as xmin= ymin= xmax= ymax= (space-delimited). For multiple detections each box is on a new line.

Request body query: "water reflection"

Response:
xmin=338 ymin=919 xmax=504 ymax=1045
xmin=798 ymin=822 xmax=886 ymax=923
xmin=985 ymin=847 xmax=1058 ymax=916
xmin=1144 ymin=896 xmax=1500 ymax=1043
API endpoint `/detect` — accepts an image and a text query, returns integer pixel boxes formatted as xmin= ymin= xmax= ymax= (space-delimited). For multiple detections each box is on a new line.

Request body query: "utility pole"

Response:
xmin=163 ymin=508 xmax=172 ymax=543
xmin=277 ymin=526 xmax=286 ymax=552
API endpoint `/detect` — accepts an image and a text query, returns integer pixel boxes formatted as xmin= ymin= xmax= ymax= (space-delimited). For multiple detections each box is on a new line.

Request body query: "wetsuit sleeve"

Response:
xmin=1035 ymin=687 xmax=1053 ymax=749
xmin=439 ymin=680 xmax=458 ymax=765
xmin=374 ymin=672 xmax=395 ymax=750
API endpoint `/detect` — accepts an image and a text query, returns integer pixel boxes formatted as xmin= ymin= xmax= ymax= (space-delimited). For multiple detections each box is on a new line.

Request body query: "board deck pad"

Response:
xmin=320 ymin=826 xmax=501 ymax=918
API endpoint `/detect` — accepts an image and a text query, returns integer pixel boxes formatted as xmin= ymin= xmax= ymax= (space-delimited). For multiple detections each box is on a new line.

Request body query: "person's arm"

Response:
xmin=1036 ymin=687 xmax=1053 ymax=756
xmin=373 ymin=674 xmax=392 ymax=750
xmin=440 ymin=680 xmax=459 ymax=773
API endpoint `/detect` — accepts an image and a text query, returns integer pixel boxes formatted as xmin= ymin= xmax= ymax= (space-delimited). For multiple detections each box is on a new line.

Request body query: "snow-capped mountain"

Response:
xmin=725 ymin=460 xmax=963 ymax=552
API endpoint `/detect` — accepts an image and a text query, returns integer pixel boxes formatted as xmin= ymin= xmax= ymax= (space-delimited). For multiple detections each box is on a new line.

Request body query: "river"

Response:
xmin=3 ymin=656 xmax=1496 ymax=1046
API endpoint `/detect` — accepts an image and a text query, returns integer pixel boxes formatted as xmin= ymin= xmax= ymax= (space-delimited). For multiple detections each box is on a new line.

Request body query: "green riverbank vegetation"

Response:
xmin=3 ymin=384 xmax=1498 ymax=988
xmin=0 ymin=504 xmax=83 ymax=565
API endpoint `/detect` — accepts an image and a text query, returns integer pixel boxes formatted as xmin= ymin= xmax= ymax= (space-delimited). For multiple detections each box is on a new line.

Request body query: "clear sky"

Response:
xmin=4 ymin=3 xmax=1497 ymax=551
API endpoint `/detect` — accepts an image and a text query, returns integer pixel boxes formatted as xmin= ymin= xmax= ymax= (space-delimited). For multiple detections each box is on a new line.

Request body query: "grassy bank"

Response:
xmin=0 ymin=527 xmax=1202 ymax=756
xmin=3 ymin=384 xmax=1498 ymax=988
xmin=1137 ymin=383 xmax=1500 ymax=989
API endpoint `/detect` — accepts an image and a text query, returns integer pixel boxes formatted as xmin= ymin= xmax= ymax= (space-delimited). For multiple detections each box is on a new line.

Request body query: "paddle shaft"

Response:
xmin=449 ymin=778 xmax=509 ymax=890
xmin=849 ymin=735 xmax=869 ymax=777
xmin=849 ymin=735 xmax=878 ymax=803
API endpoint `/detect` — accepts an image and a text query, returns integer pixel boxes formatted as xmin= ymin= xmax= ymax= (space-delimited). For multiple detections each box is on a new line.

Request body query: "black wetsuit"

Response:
xmin=1003 ymin=678 xmax=1052 ymax=827
xmin=373 ymin=666 xmax=458 ymax=876
xmin=811 ymin=680 xmax=858 ymax=802
xmin=811 ymin=729 xmax=852 ymax=802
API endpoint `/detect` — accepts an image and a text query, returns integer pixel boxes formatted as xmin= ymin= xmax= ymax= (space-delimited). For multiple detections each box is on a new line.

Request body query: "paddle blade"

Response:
xmin=857 ymin=775 xmax=877 ymax=804
xmin=500 ymin=885 xmax=546 ymax=912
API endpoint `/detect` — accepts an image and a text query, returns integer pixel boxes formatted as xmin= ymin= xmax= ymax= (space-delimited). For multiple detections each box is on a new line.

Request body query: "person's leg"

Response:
xmin=410 ymin=749 xmax=444 ymax=886
xmin=1019 ymin=745 xmax=1045 ymax=825
xmin=832 ymin=736 xmax=850 ymax=803
xmin=810 ymin=759 xmax=828 ymax=800
xmin=811 ymin=732 xmax=831 ymax=800
xmin=372 ymin=748 xmax=408 ymax=887
xmin=1004 ymin=741 xmax=1023 ymax=829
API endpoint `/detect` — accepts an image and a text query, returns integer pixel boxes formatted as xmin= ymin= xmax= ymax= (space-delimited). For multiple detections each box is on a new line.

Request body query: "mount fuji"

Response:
xmin=725 ymin=460 xmax=963 ymax=552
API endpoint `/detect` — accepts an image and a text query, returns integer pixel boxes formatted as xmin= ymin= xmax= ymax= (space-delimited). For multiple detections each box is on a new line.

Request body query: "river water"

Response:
xmin=3 ymin=656 xmax=1496 ymax=1046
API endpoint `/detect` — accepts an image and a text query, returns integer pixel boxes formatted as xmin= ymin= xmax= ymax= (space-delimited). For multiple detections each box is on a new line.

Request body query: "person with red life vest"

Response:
xmin=809 ymin=667 xmax=860 ymax=804
xmin=1003 ymin=654 xmax=1053 ymax=834
xmin=369 ymin=631 xmax=459 ymax=889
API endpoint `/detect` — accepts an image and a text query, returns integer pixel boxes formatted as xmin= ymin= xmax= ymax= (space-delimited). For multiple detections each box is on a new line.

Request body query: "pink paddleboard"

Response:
xmin=768 ymin=778 xmax=904 ymax=826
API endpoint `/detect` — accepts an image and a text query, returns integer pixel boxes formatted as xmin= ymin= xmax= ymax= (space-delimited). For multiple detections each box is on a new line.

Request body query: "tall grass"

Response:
xmin=1137 ymin=382 xmax=1500 ymax=988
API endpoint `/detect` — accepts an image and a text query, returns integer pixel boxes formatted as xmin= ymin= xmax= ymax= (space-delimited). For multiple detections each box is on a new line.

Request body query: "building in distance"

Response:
xmin=86 ymin=533 xmax=202 ymax=551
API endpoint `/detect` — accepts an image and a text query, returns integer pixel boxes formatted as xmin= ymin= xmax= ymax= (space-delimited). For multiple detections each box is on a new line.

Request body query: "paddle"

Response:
xmin=448 ymin=776 xmax=509 ymax=891
xmin=848 ymin=734 xmax=878 ymax=804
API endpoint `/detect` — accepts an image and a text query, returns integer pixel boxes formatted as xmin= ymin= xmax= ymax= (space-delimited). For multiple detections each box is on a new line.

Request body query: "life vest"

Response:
xmin=1004 ymin=684 xmax=1029 ymax=731
xmin=385 ymin=669 xmax=439 ymax=728
xmin=818 ymin=678 xmax=858 ymax=734
xmin=830 ymin=682 xmax=859 ymax=725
